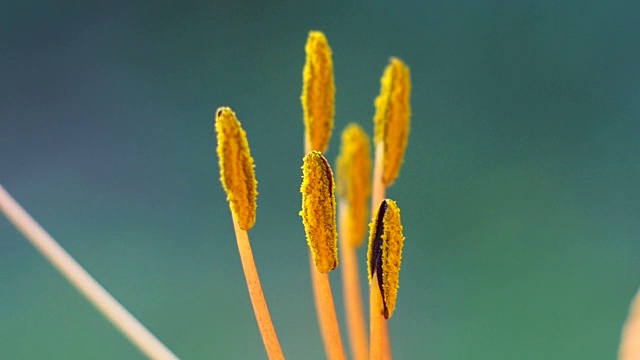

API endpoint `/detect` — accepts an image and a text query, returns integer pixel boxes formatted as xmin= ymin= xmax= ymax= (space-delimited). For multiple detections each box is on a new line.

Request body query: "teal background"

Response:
xmin=1 ymin=1 xmax=639 ymax=359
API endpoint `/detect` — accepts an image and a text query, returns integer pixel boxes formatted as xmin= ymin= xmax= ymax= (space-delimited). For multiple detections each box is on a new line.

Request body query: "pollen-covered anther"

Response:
xmin=300 ymin=150 xmax=338 ymax=273
xmin=367 ymin=199 xmax=405 ymax=319
xmin=373 ymin=57 xmax=411 ymax=187
xmin=215 ymin=107 xmax=258 ymax=230
xmin=301 ymin=31 xmax=335 ymax=153
xmin=336 ymin=123 xmax=372 ymax=247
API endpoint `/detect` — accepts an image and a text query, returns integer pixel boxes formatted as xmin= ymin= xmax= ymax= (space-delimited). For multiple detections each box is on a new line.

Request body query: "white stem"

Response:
xmin=0 ymin=184 xmax=179 ymax=360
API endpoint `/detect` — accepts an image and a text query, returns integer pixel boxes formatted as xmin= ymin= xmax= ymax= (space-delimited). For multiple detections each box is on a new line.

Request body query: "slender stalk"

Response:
xmin=231 ymin=211 xmax=285 ymax=360
xmin=310 ymin=254 xmax=346 ymax=360
xmin=369 ymin=274 xmax=383 ymax=360
xmin=370 ymin=142 xmax=393 ymax=360
xmin=620 ymin=287 xmax=640 ymax=360
xmin=216 ymin=107 xmax=283 ymax=359
xmin=381 ymin=321 xmax=392 ymax=360
xmin=304 ymin=139 xmax=346 ymax=360
xmin=371 ymin=143 xmax=386 ymax=212
xmin=339 ymin=201 xmax=368 ymax=360
xmin=0 ymin=184 xmax=179 ymax=360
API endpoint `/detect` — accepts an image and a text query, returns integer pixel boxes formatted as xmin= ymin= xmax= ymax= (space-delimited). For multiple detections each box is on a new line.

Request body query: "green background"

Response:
xmin=1 ymin=1 xmax=639 ymax=359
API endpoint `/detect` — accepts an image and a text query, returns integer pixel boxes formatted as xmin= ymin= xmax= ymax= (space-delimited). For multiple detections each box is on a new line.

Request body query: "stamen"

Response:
xmin=300 ymin=150 xmax=338 ymax=273
xmin=336 ymin=124 xmax=372 ymax=247
xmin=373 ymin=58 xmax=411 ymax=187
xmin=215 ymin=107 xmax=258 ymax=230
xmin=301 ymin=31 xmax=335 ymax=153
xmin=367 ymin=199 xmax=405 ymax=319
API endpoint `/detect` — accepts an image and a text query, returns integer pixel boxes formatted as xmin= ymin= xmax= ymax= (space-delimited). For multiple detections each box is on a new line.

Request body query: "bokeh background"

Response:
xmin=1 ymin=1 xmax=639 ymax=359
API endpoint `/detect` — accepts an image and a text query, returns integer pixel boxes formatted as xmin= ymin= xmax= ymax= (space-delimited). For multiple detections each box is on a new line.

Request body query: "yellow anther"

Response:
xmin=300 ymin=151 xmax=338 ymax=273
xmin=367 ymin=199 xmax=405 ymax=319
xmin=215 ymin=107 xmax=258 ymax=230
xmin=336 ymin=123 xmax=372 ymax=247
xmin=373 ymin=57 xmax=411 ymax=186
xmin=301 ymin=31 xmax=335 ymax=153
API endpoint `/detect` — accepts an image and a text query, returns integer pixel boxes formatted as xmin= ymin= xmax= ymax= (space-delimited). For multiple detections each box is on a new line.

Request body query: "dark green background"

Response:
xmin=1 ymin=1 xmax=639 ymax=359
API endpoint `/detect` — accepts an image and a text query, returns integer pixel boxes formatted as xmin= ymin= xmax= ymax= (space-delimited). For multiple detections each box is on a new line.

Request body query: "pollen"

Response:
xmin=215 ymin=107 xmax=258 ymax=230
xmin=373 ymin=57 xmax=411 ymax=187
xmin=336 ymin=123 xmax=372 ymax=247
xmin=300 ymin=151 xmax=338 ymax=273
xmin=367 ymin=199 xmax=405 ymax=319
xmin=301 ymin=31 xmax=335 ymax=153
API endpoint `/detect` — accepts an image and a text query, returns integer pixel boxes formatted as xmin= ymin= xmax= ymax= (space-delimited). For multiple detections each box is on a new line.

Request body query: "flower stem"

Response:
xmin=369 ymin=274 xmax=383 ymax=360
xmin=371 ymin=142 xmax=393 ymax=360
xmin=310 ymin=252 xmax=346 ymax=360
xmin=304 ymin=137 xmax=346 ymax=360
xmin=381 ymin=320 xmax=392 ymax=360
xmin=339 ymin=202 xmax=368 ymax=360
xmin=231 ymin=211 xmax=285 ymax=360
xmin=0 ymin=184 xmax=179 ymax=360
xmin=371 ymin=144 xmax=386 ymax=213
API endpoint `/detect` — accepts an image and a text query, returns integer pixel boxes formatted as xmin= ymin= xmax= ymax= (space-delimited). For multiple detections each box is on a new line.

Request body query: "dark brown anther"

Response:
xmin=369 ymin=199 xmax=389 ymax=318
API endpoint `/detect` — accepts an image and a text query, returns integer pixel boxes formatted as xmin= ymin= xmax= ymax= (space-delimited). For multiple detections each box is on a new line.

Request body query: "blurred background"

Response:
xmin=1 ymin=1 xmax=639 ymax=359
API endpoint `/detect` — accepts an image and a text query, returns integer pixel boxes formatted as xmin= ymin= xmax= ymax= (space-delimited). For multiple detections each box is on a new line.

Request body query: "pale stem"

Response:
xmin=619 ymin=287 xmax=640 ymax=360
xmin=371 ymin=142 xmax=393 ymax=360
xmin=0 ymin=184 xmax=179 ymax=360
xmin=310 ymin=253 xmax=347 ymax=360
xmin=369 ymin=274 xmax=383 ymax=360
xmin=381 ymin=321 xmax=392 ymax=360
xmin=339 ymin=201 xmax=369 ymax=360
xmin=371 ymin=142 xmax=386 ymax=213
xmin=231 ymin=211 xmax=285 ymax=360
xmin=304 ymin=137 xmax=346 ymax=360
